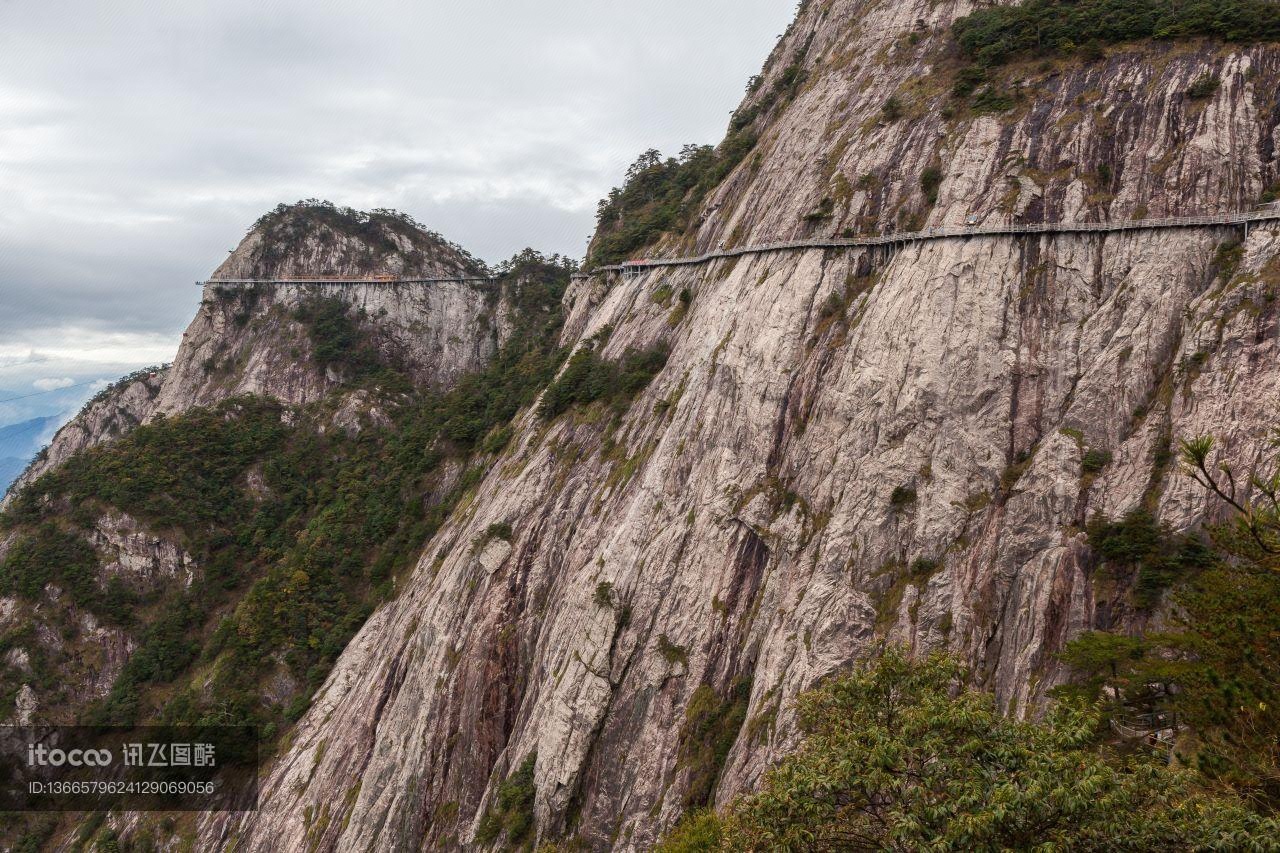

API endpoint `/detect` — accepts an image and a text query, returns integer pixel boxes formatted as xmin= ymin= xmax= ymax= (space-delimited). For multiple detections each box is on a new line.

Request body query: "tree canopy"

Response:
xmin=659 ymin=650 xmax=1278 ymax=851
xmin=954 ymin=0 xmax=1280 ymax=67
xmin=1057 ymin=431 xmax=1280 ymax=808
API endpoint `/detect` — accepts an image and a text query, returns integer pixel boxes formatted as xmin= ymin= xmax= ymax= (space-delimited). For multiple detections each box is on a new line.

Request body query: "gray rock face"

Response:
xmin=89 ymin=510 xmax=196 ymax=588
xmin=205 ymin=3 xmax=1280 ymax=851
xmin=153 ymin=276 xmax=506 ymax=415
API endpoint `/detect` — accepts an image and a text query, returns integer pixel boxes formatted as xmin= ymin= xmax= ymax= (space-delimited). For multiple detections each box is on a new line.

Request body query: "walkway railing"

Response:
xmin=196 ymin=276 xmax=497 ymax=287
xmin=190 ymin=209 xmax=1280 ymax=286
xmin=592 ymin=208 xmax=1280 ymax=276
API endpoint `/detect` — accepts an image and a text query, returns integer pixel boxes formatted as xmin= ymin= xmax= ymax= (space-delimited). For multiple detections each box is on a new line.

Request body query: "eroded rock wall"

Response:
xmin=210 ymin=1 xmax=1280 ymax=850
xmin=213 ymin=222 xmax=1279 ymax=852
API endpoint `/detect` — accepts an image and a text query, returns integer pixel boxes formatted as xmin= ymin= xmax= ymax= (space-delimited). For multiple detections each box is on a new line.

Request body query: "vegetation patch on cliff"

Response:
xmin=589 ymin=137 xmax=756 ymax=267
xmin=248 ymin=200 xmax=485 ymax=277
xmin=6 ymin=397 xmax=287 ymax=538
xmin=588 ymin=39 xmax=821 ymax=266
xmin=537 ymin=341 xmax=669 ymax=420
xmin=1 ymin=397 xmax=290 ymax=725
xmin=294 ymin=296 xmax=400 ymax=384
xmin=954 ymin=0 xmax=1280 ymax=68
xmin=677 ymin=679 xmax=752 ymax=811
xmin=1058 ymin=434 xmax=1280 ymax=806
xmin=475 ymin=752 xmax=538 ymax=849
xmin=0 ymin=523 xmax=117 ymax=621
xmin=1085 ymin=508 xmax=1215 ymax=609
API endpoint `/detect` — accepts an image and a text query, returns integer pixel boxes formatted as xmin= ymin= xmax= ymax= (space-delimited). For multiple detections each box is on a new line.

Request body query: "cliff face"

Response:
xmin=153 ymin=276 xmax=506 ymax=413
xmin=7 ymin=204 xmax=507 ymax=499
xmin=684 ymin=0 xmax=1278 ymax=244
xmin=207 ymin=2 xmax=1280 ymax=851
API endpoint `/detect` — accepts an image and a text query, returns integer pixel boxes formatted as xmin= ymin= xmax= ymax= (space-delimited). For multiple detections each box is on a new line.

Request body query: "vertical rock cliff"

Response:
xmin=203 ymin=1 xmax=1280 ymax=850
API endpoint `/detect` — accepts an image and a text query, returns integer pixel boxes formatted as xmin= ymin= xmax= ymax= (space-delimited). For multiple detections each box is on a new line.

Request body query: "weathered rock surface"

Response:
xmin=0 ymin=510 xmax=190 ymax=726
xmin=89 ymin=510 xmax=196 ymax=588
xmin=210 ymin=203 xmax=485 ymax=282
xmin=204 ymin=1 xmax=1280 ymax=850
xmin=161 ymin=277 xmax=505 ymax=410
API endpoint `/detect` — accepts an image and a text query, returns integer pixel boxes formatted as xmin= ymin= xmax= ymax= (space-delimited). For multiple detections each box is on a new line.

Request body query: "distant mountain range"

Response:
xmin=0 ymin=414 xmax=59 ymax=493
xmin=0 ymin=457 xmax=28 ymax=492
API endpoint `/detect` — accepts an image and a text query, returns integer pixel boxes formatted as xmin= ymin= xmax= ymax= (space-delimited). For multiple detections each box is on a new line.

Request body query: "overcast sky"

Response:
xmin=0 ymin=0 xmax=795 ymax=410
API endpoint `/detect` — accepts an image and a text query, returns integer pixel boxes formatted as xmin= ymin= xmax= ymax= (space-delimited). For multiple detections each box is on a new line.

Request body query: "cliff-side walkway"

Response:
xmin=589 ymin=207 xmax=1280 ymax=277
xmin=195 ymin=209 xmax=1280 ymax=285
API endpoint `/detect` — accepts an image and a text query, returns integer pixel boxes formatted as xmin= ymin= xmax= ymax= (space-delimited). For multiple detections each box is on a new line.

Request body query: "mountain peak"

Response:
xmin=211 ymin=200 xmax=487 ymax=281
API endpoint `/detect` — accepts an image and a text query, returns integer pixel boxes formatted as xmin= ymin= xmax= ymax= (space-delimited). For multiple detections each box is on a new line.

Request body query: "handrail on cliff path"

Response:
xmin=190 ymin=208 xmax=1280 ymax=286
xmin=195 ymin=276 xmax=498 ymax=286
xmin=591 ymin=208 xmax=1280 ymax=276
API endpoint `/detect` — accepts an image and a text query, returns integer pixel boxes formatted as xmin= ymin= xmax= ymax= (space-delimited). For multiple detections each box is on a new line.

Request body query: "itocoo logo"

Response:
xmin=27 ymin=744 xmax=113 ymax=767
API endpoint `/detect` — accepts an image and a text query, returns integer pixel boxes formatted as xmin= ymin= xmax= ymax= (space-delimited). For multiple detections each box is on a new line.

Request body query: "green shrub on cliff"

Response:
xmin=1060 ymin=551 xmax=1280 ymax=802
xmin=294 ymin=296 xmax=389 ymax=381
xmin=475 ymin=753 xmax=538 ymax=848
xmin=954 ymin=0 xmax=1280 ymax=67
xmin=678 ymin=680 xmax=752 ymax=811
xmin=889 ymin=484 xmax=917 ymax=509
xmin=1059 ymin=433 xmax=1280 ymax=805
xmin=1085 ymin=508 xmax=1215 ymax=609
xmin=920 ymin=166 xmax=943 ymax=204
xmin=537 ymin=342 xmax=669 ymax=420
xmin=590 ymin=135 xmax=757 ymax=267
xmin=1187 ymin=73 xmax=1222 ymax=99
xmin=589 ymin=51 xmax=820 ymax=268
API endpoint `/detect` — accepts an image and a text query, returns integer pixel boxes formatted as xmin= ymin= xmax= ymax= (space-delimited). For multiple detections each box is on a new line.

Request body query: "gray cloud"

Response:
xmin=0 ymin=0 xmax=795 ymax=378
